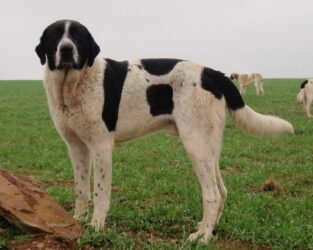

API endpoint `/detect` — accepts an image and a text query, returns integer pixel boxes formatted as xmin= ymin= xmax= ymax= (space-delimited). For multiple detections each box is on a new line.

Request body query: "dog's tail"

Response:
xmin=230 ymin=105 xmax=294 ymax=136
xmin=202 ymin=68 xmax=294 ymax=136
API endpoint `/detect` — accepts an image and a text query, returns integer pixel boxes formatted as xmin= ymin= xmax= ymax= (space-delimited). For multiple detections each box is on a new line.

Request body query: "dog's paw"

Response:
xmin=188 ymin=223 xmax=213 ymax=244
xmin=74 ymin=206 xmax=88 ymax=223
xmin=90 ymin=216 xmax=106 ymax=231
xmin=73 ymin=200 xmax=88 ymax=222
xmin=188 ymin=230 xmax=204 ymax=242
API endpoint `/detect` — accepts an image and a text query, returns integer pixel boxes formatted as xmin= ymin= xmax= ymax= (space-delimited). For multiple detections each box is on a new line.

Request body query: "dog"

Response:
xmin=230 ymin=73 xmax=264 ymax=96
xmin=35 ymin=20 xmax=293 ymax=243
xmin=297 ymin=79 xmax=313 ymax=117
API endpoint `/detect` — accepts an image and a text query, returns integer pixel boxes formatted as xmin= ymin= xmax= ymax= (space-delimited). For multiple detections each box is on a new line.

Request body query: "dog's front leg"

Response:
xmin=66 ymin=136 xmax=91 ymax=221
xmin=90 ymin=138 xmax=113 ymax=230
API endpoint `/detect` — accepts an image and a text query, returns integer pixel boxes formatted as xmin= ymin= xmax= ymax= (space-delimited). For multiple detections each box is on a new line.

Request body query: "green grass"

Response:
xmin=0 ymin=79 xmax=312 ymax=249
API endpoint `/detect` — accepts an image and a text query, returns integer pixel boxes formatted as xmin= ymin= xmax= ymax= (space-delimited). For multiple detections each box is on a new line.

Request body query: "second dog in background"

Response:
xmin=297 ymin=79 xmax=313 ymax=117
xmin=230 ymin=73 xmax=264 ymax=96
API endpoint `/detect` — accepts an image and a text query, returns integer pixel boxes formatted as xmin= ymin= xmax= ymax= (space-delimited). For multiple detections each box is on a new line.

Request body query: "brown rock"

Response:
xmin=0 ymin=168 xmax=81 ymax=240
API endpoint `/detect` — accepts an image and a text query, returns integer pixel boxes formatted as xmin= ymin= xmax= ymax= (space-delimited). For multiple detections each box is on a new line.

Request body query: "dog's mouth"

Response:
xmin=56 ymin=59 xmax=76 ymax=70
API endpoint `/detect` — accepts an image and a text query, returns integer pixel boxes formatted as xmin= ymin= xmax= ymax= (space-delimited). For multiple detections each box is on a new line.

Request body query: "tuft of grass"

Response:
xmin=0 ymin=79 xmax=312 ymax=249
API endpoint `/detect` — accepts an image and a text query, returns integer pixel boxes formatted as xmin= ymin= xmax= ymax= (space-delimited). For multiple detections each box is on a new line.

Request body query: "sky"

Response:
xmin=1 ymin=0 xmax=313 ymax=79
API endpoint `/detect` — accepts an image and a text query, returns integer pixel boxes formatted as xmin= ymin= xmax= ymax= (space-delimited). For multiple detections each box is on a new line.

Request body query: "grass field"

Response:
xmin=0 ymin=79 xmax=312 ymax=249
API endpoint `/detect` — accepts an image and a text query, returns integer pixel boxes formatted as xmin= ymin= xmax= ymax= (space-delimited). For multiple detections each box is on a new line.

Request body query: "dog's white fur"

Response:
xmin=230 ymin=73 xmax=264 ymax=96
xmin=297 ymin=79 xmax=313 ymax=117
xmin=39 ymin=21 xmax=294 ymax=243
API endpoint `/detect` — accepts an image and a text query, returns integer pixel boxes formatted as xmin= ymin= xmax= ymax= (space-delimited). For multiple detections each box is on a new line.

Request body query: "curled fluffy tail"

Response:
xmin=230 ymin=105 xmax=294 ymax=136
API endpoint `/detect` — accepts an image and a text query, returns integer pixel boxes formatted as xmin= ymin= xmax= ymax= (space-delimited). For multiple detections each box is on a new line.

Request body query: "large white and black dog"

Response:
xmin=35 ymin=20 xmax=293 ymax=243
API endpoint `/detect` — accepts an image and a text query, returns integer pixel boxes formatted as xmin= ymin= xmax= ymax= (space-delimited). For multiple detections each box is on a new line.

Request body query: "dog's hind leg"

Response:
xmin=187 ymin=141 xmax=223 ymax=243
xmin=215 ymin=160 xmax=227 ymax=225
xmin=174 ymin=89 xmax=226 ymax=243
xmin=255 ymin=81 xmax=264 ymax=96
xmin=254 ymin=81 xmax=260 ymax=96
xmin=259 ymin=81 xmax=265 ymax=95
xmin=304 ymin=93 xmax=313 ymax=117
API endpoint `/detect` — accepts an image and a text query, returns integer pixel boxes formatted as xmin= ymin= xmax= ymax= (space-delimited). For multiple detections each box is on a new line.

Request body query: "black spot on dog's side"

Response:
xmin=102 ymin=59 xmax=128 ymax=131
xmin=146 ymin=84 xmax=174 ymax=116
xmin=201 ymin=67 xmax=245 ymax=111
xmin=141 ymin=59 xmax=182 ymax=75
xmin=300 ymin=80 xmax=308 ymax=89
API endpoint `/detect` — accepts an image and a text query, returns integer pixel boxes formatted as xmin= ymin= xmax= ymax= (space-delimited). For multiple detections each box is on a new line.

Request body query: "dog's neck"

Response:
xmin=44 ymin=65 xmax=85 ymax=111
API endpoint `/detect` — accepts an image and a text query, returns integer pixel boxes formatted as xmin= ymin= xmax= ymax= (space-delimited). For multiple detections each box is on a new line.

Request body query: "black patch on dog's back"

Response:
xmin=300 ymin=80 xmax=308 ymax=89
xmin=146 ymin=84 xmax=174 ymax=116
xmin=141 ymin=59 xmax=181 ymax=75
xmin=201 ymin=67 xmax=245 ymax=111
xmin=102 ymin=59 xmax=128 ymax=131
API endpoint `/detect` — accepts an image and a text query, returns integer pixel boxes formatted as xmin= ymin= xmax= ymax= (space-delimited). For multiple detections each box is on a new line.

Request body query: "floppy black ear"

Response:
xmin=35 ymin=42 xmax=46 ymax=65
xmin=87 ymin=32 xmax=100 ymax=67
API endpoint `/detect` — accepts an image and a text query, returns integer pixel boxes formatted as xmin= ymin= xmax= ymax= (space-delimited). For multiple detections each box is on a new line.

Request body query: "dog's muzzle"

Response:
xmin=60 ymin=43 xmax=74 ymax=64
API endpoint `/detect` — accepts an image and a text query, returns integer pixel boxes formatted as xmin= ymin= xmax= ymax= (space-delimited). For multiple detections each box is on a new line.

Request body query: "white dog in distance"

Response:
xmin=297 ymin=79 xmax=313 ymax=117
xmin=230 ymin=73 xmax=264 ymax=96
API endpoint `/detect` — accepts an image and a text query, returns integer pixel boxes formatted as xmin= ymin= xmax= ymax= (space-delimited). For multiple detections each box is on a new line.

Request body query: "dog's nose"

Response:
xmin=60 ymin=43 xmax=74 ymax=56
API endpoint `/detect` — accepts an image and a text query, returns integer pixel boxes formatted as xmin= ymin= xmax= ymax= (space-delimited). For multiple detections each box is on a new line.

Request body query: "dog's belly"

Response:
xmin=114 ymin=108 xmax=173 ymax=142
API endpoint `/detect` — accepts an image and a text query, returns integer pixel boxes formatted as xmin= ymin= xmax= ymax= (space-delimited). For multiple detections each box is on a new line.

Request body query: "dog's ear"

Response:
xmin=87 ymin=32 xmax=100 ymax=67
xmin=35 ymin=40 xmax=46 ymax=65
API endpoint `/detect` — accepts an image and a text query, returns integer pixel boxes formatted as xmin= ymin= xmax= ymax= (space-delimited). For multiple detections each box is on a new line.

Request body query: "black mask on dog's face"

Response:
xmin=35 ymin=20 xmax=100 ymax=70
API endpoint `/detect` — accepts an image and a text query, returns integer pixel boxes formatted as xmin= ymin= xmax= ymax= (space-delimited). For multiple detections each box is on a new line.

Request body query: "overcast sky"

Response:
xmin=1 ymin=0 xmax=313 ymax=79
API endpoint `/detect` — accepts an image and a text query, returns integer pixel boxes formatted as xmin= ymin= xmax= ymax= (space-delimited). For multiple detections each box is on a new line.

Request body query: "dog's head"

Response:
xmin=230 ymin=73 xmax=239 ymax=80
xmin=35 ymin=20 xmax=100 ymax=70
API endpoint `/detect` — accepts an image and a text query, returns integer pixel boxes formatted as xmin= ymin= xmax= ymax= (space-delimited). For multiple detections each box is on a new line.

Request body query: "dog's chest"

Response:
xmin=45 ymin=79 xmax=103 ymax=132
